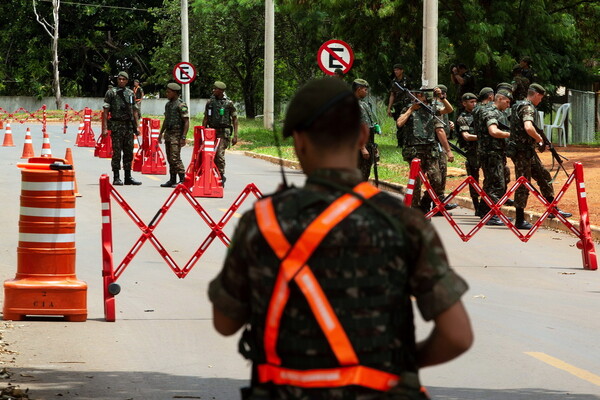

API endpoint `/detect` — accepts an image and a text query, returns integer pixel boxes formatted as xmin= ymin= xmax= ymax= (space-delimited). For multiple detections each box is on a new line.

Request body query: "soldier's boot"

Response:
xmin=472 ymin=198 xmax=480 ymax=216
xmin=161 ymin=174 xmax=177 ymax=188
xmin=113 ymin=170 xmax=123 ymax=186
xmin=124 ymin=170 xmax=142 ymax=186
xmin=178 ymin=173 xmax=186 ymax=185
xmin=515 ymin=207 xmax=533 ymax=230
xmin=546 ymin=196 xmax=572 ymax=219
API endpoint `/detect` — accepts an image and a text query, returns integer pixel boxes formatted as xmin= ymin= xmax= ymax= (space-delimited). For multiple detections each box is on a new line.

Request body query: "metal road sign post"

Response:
xmin=317 ymin=39 xmax=354 ymax=76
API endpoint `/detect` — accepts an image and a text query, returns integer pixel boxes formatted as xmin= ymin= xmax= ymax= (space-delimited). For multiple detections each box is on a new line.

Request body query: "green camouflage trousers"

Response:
xmin=215 ymin=134 xmax=230 ymax=178
xmin=512 ymin=149 xmax=554 ymax=208
xmin=358 ymin=143 xmax=377 ymax=182
xmin=479 ymin=151 xmax=507 ymax=213
xmin=164 ymin=130 xmax=185 ymax=175
xmin=403 ymin=145 xmax=443 ymax=210
xmin=110 ymin=120 xmax=134 ymax=171
xmin=465 ymin=149 xmax=480 ymax=201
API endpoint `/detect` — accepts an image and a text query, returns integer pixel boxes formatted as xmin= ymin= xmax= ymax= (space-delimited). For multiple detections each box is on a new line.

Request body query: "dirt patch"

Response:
xmin=446 ymin=145 xmax=600 ymax=226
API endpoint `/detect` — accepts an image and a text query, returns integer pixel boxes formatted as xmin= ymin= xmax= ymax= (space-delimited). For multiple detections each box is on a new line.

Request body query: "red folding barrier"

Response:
xmin=94 ymin=130 xmax=113 ymax=158
xmin=99 ymin=174 xmax=263 ymax=321
xmin=75 ymin=107 xmax=96 ymax=147
xmin=404 ymin=158 xmax=597 ymax=270
xmin=0 ymin=105 xmax=47 ymax=135
xmin=132 ymin=118 xmax=167 ymax=175
xmin=184 ymin=126 xmax=223 ymax=198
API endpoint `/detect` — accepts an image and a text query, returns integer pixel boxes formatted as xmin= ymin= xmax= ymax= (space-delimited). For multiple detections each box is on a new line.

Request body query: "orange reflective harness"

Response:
xmin=253 ymin=182 xmax=401 ymax=391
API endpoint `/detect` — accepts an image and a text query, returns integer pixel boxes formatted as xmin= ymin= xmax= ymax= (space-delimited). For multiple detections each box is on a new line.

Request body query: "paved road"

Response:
xmin=0 ymin=123 xmax=599 ymax=399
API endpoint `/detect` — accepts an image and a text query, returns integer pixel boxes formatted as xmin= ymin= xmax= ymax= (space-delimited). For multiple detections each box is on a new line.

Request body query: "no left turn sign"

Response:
xmin=317 ymin=39 xmax=354 ymax=75
xmin=173 ymin=62 xmax=197 ymax=85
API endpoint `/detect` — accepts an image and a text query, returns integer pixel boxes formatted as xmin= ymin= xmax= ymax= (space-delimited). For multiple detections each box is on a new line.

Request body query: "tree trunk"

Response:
xmin=52 ymin=0 xmax=62 ymax=110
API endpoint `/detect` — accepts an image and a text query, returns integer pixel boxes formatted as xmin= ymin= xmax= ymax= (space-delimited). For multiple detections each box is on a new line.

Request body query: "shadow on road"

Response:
xmin=428 ymin=386 xmax=600 ymax=399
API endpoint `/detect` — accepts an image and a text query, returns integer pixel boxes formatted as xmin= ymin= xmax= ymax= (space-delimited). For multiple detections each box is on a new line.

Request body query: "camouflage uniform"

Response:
xmin=103 ymin=87 xmax=136 ymax=171
xmin=477 ymin=104 xmax=509 ymax=213
xmin=432 ymin=99 xmax=450 ymax=190
xmin=508 ymin=100 xmax=554 ymax=208
xmin=358 ymin=97 xmax=379 ymax=181
xmin=456 ymin=109 xmax=480 ymax=206
xmin=401 ymin=105 xmax=445 ymax=211
xmin=390 ymin=75 xmax=411 ymax=146
xmin=512 ymin=75 xmax=530 ymax=101
xmin=208 ymin=168 xmax=468 ymax=400
xmin=163 ymin=97 xmax=189 ymax=175
xmin=133 ymin=84 xmax=144 ymax=116
xmin=205 ymin=95 xmax=237 ymax=179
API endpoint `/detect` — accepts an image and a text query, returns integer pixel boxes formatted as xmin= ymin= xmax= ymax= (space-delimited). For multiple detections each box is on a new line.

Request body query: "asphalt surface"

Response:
xmin=0 ymin=123 xmax=598 ymax=399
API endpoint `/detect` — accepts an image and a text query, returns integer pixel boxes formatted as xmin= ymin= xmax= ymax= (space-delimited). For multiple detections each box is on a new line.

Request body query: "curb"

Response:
xmin=243 ymin=151 xmax=600 ymax=243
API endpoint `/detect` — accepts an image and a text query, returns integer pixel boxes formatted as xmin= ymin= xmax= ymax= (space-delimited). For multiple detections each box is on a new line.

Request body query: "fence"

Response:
xmin=568 ymin=89 xmax=596 ymax=144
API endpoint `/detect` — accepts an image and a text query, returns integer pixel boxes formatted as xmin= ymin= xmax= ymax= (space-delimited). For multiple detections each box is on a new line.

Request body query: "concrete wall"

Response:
xmin=0 ymin=96 xmax=208 ymax=117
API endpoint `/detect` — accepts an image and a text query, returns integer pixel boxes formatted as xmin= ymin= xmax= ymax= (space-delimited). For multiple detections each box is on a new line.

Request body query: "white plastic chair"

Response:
xmin=544 ymin=103 xmax=570 ymax=147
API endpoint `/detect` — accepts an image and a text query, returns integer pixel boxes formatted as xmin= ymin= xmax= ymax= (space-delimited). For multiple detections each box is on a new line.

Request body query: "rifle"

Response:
xmin=394 ymin=82 xmax=466 ymax=158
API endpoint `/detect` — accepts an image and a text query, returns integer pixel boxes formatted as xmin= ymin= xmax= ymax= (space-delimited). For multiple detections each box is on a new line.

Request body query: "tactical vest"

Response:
xmin=242 ymin=182 xmax=417 ymax=392
xmin=509 ymin=100 xmax=537 ymax=148
xmin=405 ymin=108 xmax=436 ymax=147
xmin=109 ymin=87 xmax=135 ymax=121
xmin=456 ymin=111 xmax=476 ymax=151
xmin=206 ymin=96 xmax=233 ymax=128
xmin=164 ymin=98 xmax=185 ymax=131
xmin=477 ymin=105 xmax=506 ymax=153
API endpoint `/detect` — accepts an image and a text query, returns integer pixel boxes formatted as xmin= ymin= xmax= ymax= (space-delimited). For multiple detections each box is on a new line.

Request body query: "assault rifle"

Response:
xmin=393 ymin=82 xmax=467 ymax=158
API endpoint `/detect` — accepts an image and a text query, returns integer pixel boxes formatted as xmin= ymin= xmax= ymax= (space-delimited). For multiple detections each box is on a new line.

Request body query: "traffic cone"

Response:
xmin=2 ymin=122 xmax=15 ymax=147
xmin=21 ymin=128 xmax=35 ymax=159
xmin=40 ymin=130 xmax=52 ymax=157
xmin=64 ymin=148 xmax=81 ymax=197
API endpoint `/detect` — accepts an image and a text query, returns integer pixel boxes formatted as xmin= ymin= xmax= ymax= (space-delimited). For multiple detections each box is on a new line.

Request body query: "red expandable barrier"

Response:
xmin=405 ymin=158 xmax=597 ymax=270
xmin=4 ymin=157 xmax=87 ymax=321
xmin=99 ymin=174 xmax=263 ymax=321
xmin=94 ymin=130 xmax=113 ymax=158
xmin=132 ymin=118 xmax=167 ymax=175
xmin=185 ymin=126 xmax=223 ymax=198
xmin=75 ymin=107 xmax=96 ymax=147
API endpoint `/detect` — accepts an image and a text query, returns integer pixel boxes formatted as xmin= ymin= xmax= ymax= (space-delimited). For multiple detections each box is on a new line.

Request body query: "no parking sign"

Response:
xmin=317 ymin=39 xmax=354 ymax=75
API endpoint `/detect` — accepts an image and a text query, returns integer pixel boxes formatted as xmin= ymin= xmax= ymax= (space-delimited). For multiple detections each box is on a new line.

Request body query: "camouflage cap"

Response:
xmin=393 ymin=64 xmax=404 ymax=70
xmin=167 ymin=82 xmax=181 ymax=91
xmin=334 ymin=68 xmax=343 ymax=75
xmin=214 ymin=81 xmax=226 ymax=90
xmin=479 ymin=87 xmax=494 ymax=98
xmin=529 ymin=83 xmax=546 ymax=95
xmin=496 ymin=82 xmax=513 ymax=92
xmin=353 ymin=78 xmax=369 ymax=87
xmin=436 ymin=84 xmax=448 ymax=92
xmin=134 ymin=79 xmax=140 ymax=83
xmin=497 ymin=88 xmax=513 ymax=100
xmin=282 ymin=77 xmax=353 ymax=138
xmin=462 ymin=92 xmax=477 ymax=101
xmin=118 ymin=71 xmax=129 ymax=80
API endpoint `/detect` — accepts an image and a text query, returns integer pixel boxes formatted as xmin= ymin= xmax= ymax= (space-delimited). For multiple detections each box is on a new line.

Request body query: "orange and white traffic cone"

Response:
xmin=64 ymin=148 xmax=81 ymax=197
xmin=2 ymin=122 xmax=15 ymax=147
xmin=40 ymin=129 xmax=52 ymax=157
xmin=21 ymin=128 xmax=35 ymax=159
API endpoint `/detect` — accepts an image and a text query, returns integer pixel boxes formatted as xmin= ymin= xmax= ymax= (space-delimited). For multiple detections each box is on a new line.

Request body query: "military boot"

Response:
xmin=113 ymin=170 xmax=123 ymax=186
xmin=124 ymin=170 xmax=142 ymax=186
xmin=515 ymin=207 xmax=533 ymax=230
xmin=161 ymin=174 xmax=177 ymax=188
xmin=178 ymin=173 xmax=186 ymax=185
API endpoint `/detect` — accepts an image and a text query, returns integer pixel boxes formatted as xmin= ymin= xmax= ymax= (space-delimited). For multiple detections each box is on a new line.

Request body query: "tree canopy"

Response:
xmin=0 ymin=0 xmax=597 ymax=112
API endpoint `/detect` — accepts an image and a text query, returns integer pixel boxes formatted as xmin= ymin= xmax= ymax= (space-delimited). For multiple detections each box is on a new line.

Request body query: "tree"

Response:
xmin=33 ymin=0 xmax=61 ymax=109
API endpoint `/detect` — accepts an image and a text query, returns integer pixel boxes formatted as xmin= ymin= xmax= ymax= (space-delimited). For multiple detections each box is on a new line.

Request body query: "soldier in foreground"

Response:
xmin=508 ymin=83 xmax=571 ymax=229
xmin=158 ymin=83 xmax=189 ymax=188
xmin=101 ymin=71 xmax=142 ymax=186
xmin=209 ymin=77 xmax=472 ymax=399
xmin=203 ymin=81 xmax=238 ymax=185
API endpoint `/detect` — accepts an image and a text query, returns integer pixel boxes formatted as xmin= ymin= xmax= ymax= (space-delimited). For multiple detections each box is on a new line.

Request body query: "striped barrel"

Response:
xmin=3 ymin=157 xmax=87 ymax=321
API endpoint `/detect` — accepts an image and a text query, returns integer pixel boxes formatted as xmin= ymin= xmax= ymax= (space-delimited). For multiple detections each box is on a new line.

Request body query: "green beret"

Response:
xmin=496 ymin=82 xmax=513 ymax=91
xmin=353 ymin=78 xmax=369 ymax=88
xmin=118 ymin=71 xmax=129 ymax=80
xmin=479 ymin=87 xmax=494 ymax=98
xmin=529 ymin=83 xmax=546 ymax=95
xmin=497 ymin=89 xmax=513 ymax=100
xmin=462 ymin=92 xmax=477 ymax=101
xmin=283 ymin=77 xmax=353 ymax=138
xmin=167 ymin=82 xmax=181 ymax=91
xmin=214 ymin=81 xmax=226 ymax=90
xmin=393 ymin=64 xmax=404 ymax=70
xmin=436 ymin=84 xmax=448 ymax=92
